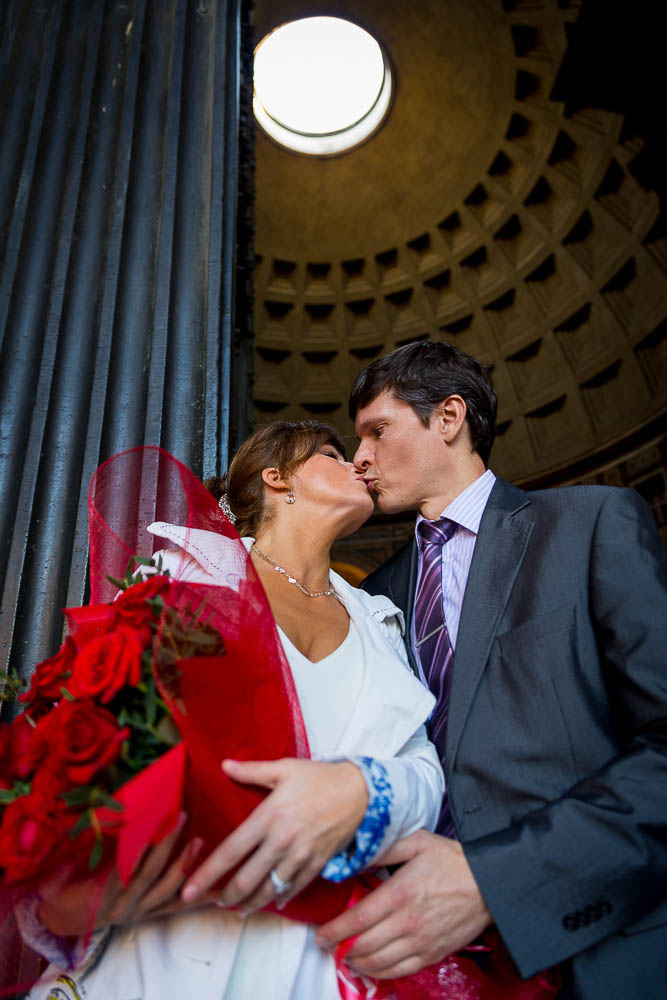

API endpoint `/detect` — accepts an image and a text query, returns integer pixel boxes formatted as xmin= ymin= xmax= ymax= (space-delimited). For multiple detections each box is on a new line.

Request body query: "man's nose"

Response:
xmin=353 ymin=442 xmax=371 ymax=470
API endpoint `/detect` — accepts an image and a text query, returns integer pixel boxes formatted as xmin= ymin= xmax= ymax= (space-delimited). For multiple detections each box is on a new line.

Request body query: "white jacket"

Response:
xmin=30 ymin=524 xmax=443 ymax=1000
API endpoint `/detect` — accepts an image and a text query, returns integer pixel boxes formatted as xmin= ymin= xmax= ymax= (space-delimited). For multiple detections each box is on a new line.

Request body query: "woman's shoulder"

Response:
xmin=330 ymin=570 xmax=406 ymax=636
xmin=146 ymin=522 xmax=250 ymax=583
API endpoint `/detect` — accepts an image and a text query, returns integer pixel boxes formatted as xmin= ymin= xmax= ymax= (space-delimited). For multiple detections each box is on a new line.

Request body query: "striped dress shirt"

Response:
xmin=411 ymin=469 xmax=496 ymax=679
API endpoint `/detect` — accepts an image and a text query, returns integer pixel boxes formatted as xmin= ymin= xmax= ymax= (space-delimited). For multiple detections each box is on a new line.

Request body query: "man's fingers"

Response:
xmin=133 ymin=813 xmax=187 ymax=884
xmin=348 ymin=951 xmax=426 ymax=981
xmin=316 ymin=878 xmax=395 ymax=949
xmin=138 ymin=837 xmax=204 ymax=915
xmin=109 ymin=812 xmax=187 ymax=921
xmin=372 ymin=829 xmax=426 ymax=868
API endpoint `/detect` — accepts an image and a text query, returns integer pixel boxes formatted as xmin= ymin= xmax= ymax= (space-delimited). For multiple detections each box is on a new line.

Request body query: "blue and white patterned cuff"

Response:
xmin=321 ymin=757 xmax=394 ymax=883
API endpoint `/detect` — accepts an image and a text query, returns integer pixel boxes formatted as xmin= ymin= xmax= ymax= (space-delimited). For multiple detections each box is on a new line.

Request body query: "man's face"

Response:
xmin=353 ymin=390 xmax=445 ymax=514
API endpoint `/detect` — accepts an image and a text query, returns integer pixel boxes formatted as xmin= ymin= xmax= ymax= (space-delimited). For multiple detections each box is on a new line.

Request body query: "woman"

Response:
xmin=27 ymin=420 xmax=444 ymax=1000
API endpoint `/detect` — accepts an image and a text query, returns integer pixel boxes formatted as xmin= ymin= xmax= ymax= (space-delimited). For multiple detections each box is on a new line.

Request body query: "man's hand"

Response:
xmin=315 ymin=829 xmax=492 ymax=980
xmin=39 ymin=813 xmax=206 ymax=936
xmin=182 ymin=758 xmax=368 ymax=912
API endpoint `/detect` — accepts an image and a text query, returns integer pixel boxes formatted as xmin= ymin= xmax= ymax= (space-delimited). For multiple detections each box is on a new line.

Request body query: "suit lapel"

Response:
xmin=445 ymin=479 xmax=534 ymax=769
xmin=387 ymin=539 xmax=419 ymax=674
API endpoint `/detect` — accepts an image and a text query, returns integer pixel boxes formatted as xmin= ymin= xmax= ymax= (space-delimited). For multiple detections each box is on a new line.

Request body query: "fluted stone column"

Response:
xmin=0 ymin=0 xmax=253 ymax=678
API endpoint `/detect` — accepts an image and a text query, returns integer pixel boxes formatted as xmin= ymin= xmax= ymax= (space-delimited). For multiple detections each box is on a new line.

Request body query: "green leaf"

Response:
xmin=0 ymin=668 xmax=27 ymax=703
xmin=69 ymin=810 xmax=92 ymax=839
xmin=88 ymin=837 xmax=104 ymax=871
xmin=145 ymin=676 xmax=157 ymax=727
xmin=94 ymin=791 xmax=124 ymax=811
xmin=154 ymin=554 xmax=170 ymax=577
xmin=0 ymin=780 xmax=31 ymax=804
xmin=61 ymin=785 xmax=95 ymax=806
xmin=60 ymin=686 xmax=75 ymax=701
xmin=106 ymin=575 xmax=125 ymax=591
xmin=86 ymin=786 xmax=125 ymax=810
xmin=132 ymin=555 xmax=155 ymax=567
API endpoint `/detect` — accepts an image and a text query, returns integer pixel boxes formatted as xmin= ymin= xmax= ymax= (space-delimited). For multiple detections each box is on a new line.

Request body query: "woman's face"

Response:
xmin=289 ymin=442 xmax=374 ymax=533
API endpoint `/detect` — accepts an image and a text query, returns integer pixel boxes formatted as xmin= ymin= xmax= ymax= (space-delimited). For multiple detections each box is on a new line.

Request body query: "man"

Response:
xmin=316 ymin=339 xmax=667 ymax=998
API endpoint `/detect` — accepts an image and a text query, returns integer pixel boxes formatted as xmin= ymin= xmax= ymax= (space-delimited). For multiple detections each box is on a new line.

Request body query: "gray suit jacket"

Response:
xmin=362 ymin=478 xmax=667 ymax=999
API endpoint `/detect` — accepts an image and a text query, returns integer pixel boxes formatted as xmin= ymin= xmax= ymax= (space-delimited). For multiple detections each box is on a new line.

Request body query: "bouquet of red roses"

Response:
xmin=0 ymin=555 xmax=224 ymax=887
xmin=0 ymin=447 xmax=353 ymax=924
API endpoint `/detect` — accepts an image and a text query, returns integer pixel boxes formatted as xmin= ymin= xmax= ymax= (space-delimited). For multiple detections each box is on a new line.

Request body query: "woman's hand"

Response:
xmin=38 ymin=813 xmax=205 ymax=937
xmin=182 ymin=758 xmax=368 ymax=912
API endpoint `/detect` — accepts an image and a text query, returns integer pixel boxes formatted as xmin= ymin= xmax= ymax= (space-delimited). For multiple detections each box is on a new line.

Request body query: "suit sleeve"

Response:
xmin=464 ymin=488 xmax=667 ymax=977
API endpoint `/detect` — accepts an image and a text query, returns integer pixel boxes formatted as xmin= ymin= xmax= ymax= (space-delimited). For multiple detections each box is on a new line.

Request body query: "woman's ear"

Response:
xmin=261 ymin=467 xmax=290 ymax=491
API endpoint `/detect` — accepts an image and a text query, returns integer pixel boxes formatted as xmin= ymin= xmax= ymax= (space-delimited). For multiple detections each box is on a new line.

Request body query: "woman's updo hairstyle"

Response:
xmin=214 ymin=420 xmax=347 ymax=537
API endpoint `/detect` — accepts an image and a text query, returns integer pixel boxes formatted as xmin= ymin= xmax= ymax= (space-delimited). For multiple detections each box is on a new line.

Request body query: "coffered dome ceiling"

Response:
xmin=253 ymin=0 xmax=667 ymax=484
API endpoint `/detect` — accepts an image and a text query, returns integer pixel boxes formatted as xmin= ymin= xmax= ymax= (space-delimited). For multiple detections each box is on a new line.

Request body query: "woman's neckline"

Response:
xmin=277 ymin=618 xmax=354 ymax=665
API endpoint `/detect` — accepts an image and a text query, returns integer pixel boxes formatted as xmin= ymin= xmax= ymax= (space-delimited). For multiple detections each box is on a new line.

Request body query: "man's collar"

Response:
xmin=415 ymin=468 xmax=496 ymax=537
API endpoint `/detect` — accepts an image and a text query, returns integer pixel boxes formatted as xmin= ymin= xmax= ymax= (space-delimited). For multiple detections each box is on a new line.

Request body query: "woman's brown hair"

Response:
xmin=206 ymin=420 xmax=346 ymax=537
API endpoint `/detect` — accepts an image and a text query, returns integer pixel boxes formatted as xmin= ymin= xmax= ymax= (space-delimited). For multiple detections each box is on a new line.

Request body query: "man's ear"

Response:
xmin=434 ymin=395 xmax=467 ymax=439
xmin=261 ymin=467 xmax=290 ymax=491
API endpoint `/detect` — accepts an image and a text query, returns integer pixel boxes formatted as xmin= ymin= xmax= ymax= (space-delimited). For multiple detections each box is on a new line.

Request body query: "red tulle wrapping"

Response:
xmin=389 ymin=930 xmax=561 ymax=1000
xmin=88 ymin=447 xmax=355 ymax=923
xmin=334 ymin=883 xmax=560 ymax=1000
xmin=4 ymin=448 xmax=560 ymax=1000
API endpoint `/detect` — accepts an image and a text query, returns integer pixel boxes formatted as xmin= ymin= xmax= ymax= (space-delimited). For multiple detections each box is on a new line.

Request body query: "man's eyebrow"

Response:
xmin=355 ymin=416 xmax=385 ymax=434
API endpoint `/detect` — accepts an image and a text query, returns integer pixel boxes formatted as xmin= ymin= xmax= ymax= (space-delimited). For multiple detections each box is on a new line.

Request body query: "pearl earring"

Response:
xmin=285 ymin=489 xmax=295 ymax=504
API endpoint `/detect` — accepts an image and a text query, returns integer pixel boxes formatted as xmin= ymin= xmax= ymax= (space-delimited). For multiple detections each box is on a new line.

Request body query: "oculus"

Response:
xmin=253 ymin=17 xmax=393 ymax=156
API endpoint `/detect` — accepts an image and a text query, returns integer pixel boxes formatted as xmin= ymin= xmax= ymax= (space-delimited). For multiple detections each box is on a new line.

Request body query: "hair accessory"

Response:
xmin=218 ymin=493 xmax=237 ymax=524
xmin=251 ymin=543 xmax=336 ymax=598
xmin=285 ymin=489 xmax=296 ymax=505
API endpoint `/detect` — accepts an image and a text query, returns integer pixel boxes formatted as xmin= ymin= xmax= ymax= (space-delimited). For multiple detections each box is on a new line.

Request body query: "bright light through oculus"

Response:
xmin=254 ymin=17 xmax=392 ymax=156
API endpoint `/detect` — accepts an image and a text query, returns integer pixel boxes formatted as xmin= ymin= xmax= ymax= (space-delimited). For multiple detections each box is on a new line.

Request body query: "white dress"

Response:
xmin=29 ymin=526 xmax=444 ymax=1000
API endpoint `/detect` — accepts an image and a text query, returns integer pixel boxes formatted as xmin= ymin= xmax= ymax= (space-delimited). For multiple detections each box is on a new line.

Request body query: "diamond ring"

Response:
xmin=269 ymin=868 xmax=292 ymax=896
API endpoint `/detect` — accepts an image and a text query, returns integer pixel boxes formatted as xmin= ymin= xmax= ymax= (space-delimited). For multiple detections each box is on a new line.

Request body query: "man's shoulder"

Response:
xmin=497 ymin=480 xmax=656 ymax=542
xmin=506 ymin=480 xmax=641 ymax=515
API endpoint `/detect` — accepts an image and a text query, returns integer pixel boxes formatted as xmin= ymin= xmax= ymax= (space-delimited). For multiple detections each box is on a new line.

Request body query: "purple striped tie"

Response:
xmin=414 ymin=517 xmax=458 ymax=837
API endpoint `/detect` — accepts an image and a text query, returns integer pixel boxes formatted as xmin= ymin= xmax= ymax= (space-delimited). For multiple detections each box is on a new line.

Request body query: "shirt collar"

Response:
xmin=415 ymin=468 xmax=496 ymax=538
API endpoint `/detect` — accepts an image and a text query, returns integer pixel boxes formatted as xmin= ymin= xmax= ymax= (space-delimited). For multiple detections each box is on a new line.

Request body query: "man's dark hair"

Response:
xmin=349 ymin=339 xmax=498 ymax=465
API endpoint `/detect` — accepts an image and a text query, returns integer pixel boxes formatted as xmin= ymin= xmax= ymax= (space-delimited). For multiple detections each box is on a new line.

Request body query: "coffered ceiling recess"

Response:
xmin=254 ymin=0 xmax=667 ymax=483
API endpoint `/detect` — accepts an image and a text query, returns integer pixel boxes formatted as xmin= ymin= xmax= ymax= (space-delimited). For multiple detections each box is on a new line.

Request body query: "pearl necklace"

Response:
xmin=251 ymin=543 xmax=336 ymax=598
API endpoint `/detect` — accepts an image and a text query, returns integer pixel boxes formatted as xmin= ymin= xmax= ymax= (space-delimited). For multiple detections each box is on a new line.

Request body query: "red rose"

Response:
xmin=0 ymin=780 xmax=70 ymax=884
xmin=3 ymin=710 xmax=49 ymax=781
xmin=0 ymin=725 xmax=12 ymax=789
xmin=68 ymin=626 xmax=146 ymax=703
xmin=112 ymin=576 xmax=170 ymax=633
xmin=45 ymin=699 xmax=128 ymax=785
xmin=64 ymin=604 xmax=116 ymax=650
xmin=20 ymin=636 xmax=77 ymax=705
